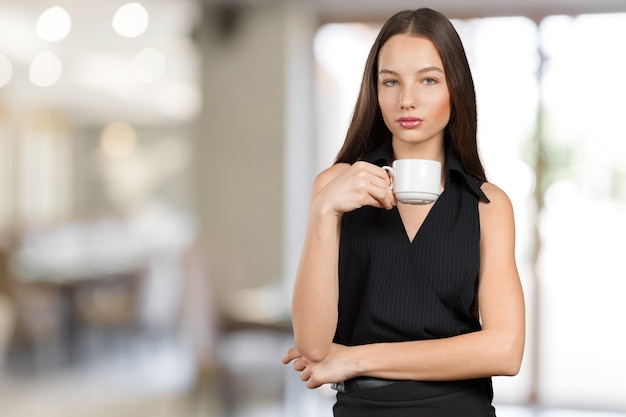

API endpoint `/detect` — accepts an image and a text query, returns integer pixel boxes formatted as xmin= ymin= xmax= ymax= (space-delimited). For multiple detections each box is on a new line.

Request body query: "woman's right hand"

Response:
xmin=311 ymin=161 xmax=396 ymax=216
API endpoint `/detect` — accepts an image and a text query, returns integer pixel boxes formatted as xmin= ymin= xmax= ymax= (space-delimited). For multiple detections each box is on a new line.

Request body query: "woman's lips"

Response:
xmin=397 ymin=117 xmax=423 ymax=128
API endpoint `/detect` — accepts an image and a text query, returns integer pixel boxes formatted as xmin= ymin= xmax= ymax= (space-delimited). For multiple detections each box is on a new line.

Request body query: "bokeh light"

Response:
xmin=100 ymin=121 xmax=138 ymax=158
xmin=112 ymin=2 xmax=149 ymax=38
xmin=0 ymin=54 xmax=12 ymax=87
xmin=36 ymin=6 xmax=72 ymax=42
xmin=29 ymin=51 xmax=63 ymax=86
xmin=130 ymin=47 xmax=166 ymax=83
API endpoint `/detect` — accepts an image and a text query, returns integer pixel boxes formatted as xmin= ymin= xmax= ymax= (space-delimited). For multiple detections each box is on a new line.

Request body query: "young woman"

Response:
xmin=283 ymin=8 xmax=525 ymax=416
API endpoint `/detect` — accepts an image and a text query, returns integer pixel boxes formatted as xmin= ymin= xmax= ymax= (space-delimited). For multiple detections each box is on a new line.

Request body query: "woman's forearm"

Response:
xmin=350 ymin=327 xmax=524 ymax=381
xmin=291 ymin=206 xmax=342 ymax=362
xmin=290 ymin=162 xmax=396 ymax=363
xmin=285 ymin=323 xmax=524 ymax=390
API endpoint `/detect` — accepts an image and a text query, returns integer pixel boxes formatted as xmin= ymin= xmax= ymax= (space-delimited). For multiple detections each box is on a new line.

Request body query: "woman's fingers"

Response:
xmin=293 ymin=358 xmax=306 ymax=371
xmin=300 ymin=367 xmax=310 ymax=381
xmin=313 ymin=161 xmax=395 ymax=214
xmin=368 ymin=175 xmax=396 ymax=209
xmin=281 ymin=347 xmax=301 ymax=364
xmin=342 ymin=162 xmax=395 ymax=210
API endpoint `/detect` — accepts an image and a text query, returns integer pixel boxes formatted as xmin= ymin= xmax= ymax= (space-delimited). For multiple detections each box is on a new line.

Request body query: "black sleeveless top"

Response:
xmin=334 ymin=141 xmax=490 ymax=346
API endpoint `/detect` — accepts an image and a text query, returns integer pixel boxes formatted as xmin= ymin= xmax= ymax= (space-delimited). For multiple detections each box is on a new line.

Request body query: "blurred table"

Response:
xmin=9 ymin=221 xmax=150 ymax=364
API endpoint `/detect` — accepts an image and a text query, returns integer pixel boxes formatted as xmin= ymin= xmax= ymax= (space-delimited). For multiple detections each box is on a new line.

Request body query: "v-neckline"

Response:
xmin=394 ymin=189 xmax=443 ymax=244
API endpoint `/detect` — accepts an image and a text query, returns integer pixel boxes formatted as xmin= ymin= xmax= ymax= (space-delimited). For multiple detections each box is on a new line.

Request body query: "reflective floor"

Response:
xmin=1 ymin=331 xmax=625 ymax=417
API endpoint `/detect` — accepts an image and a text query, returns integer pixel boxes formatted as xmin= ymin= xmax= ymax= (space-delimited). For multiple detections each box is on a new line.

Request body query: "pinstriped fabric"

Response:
xmin=334 ymin=143 xmax=489 ymax=347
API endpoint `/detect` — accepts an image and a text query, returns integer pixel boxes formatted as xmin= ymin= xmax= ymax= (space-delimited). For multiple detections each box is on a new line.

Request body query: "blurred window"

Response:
xmin=536 ymin=13 xmax=626 ymax=410
xmin=16 ymin=110 xmax=73 ymax=227
xmin=0 ymin=106 xmax=15 ymax=230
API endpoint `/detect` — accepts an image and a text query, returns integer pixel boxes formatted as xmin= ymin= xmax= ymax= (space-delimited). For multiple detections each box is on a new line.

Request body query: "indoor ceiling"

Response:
xmin=0 ymin=0 xmax=200 ymax=127
xmin=1 ymin=0 xmax=625 ymax=128
xmin=309 ymin=0 xmax=626 ymax=21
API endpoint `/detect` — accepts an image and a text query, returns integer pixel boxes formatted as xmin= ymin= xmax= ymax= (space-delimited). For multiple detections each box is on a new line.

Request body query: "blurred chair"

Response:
xmin=72 ymin=270 xmax=145 ymax=358
xmin=215 ymin=319 xmax=293 ymax=416
xmin=0 ymin=243 xmax=14 ymax=369
xmin=0 ymin=243 xmax=65 ymax=369
xmin=0 ymin=294 xmax=14 ymax=371
xmin=179 ymin=241 xmax=292 ymax=416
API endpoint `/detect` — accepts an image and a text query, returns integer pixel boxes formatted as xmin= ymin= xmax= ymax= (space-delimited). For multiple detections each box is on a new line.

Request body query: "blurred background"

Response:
xmin=0 ymin=0 xmax=625 ymax=416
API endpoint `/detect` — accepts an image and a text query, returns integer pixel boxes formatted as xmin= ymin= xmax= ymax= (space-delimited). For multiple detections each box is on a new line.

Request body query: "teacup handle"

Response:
xmin=382 ymin=166 xmax=394 ymax=190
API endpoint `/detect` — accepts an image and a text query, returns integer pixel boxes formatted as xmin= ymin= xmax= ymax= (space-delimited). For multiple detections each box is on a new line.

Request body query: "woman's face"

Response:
xmin=377 ymin=34 xmax=450 ymax=151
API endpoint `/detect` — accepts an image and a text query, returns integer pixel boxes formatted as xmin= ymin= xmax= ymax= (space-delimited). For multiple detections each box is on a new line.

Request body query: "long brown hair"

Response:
xmin=334 ymin=8 xmax=486 ymax=182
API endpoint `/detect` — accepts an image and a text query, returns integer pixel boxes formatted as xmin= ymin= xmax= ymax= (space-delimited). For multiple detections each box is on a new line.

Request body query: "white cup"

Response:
xmin=382 ymin=159 xmax=442 ymax=204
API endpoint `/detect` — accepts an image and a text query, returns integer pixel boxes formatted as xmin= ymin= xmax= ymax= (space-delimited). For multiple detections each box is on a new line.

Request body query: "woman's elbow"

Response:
xmin=500 ymin=354 xmax=523 ymax=376
xmin=294 ymin=338 xmax=331 ymax=363
xmin=496 ymin=338 xmax=524 ymax=376
xmin=301 ymin=348 xmax=329 ymax=363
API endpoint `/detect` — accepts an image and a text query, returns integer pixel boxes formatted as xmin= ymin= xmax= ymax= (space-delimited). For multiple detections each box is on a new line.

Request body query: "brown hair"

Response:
xmin=334 ymin=8 xmax=486 ymax=182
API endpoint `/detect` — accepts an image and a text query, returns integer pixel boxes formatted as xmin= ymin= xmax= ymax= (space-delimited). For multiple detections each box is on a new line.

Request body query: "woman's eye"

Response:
xmin=423 ymin=77 xmax=437 ymax=85
xmin=383 ymin=79 xmax=398 ymax=87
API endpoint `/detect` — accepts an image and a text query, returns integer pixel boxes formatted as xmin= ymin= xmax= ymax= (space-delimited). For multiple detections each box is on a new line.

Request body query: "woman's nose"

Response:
xmin=399 ymin=87 xmax=416 ymax=109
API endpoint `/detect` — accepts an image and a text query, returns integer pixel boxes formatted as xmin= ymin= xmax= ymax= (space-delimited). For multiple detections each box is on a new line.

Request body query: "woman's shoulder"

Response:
xmin=311 ymin=162 xmax=351 ymax=194
xmin=478 ymin=181 xmax=515 ymax=225
xmin=479 ymin=181 xmax=512 ymax=207
xmin=317 ymin=162 xmax=351 ymax=179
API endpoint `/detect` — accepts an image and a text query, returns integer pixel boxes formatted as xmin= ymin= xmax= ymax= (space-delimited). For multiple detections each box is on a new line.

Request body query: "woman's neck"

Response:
xmin=391 ymin=138 xmax=445 ymax=163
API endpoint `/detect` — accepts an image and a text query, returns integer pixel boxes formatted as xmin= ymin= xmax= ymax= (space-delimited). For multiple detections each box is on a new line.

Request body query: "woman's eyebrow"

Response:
xmin=378 ymin=69 xmax=398 ymax=76
xmin=417 ymin=66 xmax=444 ymax=74
xmin=378 ymin=66 xmax=444 ymax=76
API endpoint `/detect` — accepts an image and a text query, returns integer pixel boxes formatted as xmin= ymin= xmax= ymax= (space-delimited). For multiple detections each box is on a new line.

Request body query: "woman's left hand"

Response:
xmin=282 ymin=343 xmax=355 ymax=389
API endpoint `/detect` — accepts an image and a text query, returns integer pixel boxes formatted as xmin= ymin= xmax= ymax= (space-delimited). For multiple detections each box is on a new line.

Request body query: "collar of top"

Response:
xmin=362 ymin=140 xmax=490 ymax=203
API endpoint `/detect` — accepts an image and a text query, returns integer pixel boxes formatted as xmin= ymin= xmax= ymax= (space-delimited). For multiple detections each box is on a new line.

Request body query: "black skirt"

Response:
xmin=333 ymin=378 xmax=496 ymax=417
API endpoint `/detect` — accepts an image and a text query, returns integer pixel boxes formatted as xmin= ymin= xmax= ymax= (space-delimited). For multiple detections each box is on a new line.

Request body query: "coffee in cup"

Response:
xmin=382 ymin=159 xmax=442 ymax=204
